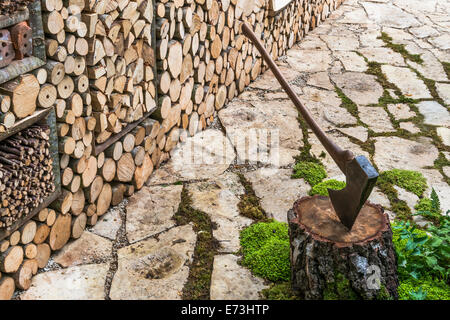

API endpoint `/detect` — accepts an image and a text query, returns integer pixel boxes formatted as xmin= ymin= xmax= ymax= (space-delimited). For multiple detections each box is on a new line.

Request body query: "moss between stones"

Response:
xmin=442 ymin=61 xmax=450 ymax=81
xmin=309 ymin=179 xmax=346 ymax=197
xmin=378 ymin=32 xmax=423 ymax=64
xmin=240 ymin=221 xmax=290 ymax=282
xmin=323 ymin=273 xmax=359 ymax=300
xmin=236 ymin=173 xmax=267 ymax=221
xmin=292 ymin=161 xmax=327 ymax=186
xmin=381 ymin=169 xmax=427 ymax=197
xmin=260 ymin=282 xmax=300 ymax=300
xmin=175 ymin=187 xmax=220 ymax=300
xmin=398 ymin=278 xmax=450 ymax=300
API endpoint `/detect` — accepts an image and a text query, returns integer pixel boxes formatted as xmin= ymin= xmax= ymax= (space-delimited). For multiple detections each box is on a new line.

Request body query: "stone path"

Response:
xmin=18 ymin=0 xmax=449 ymax=300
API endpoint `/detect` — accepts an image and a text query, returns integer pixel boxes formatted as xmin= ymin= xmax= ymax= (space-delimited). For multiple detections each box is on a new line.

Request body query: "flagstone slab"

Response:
xmin=437 ymin=127 xmax=450 ymax=146
xmin=410 ymin=25 xmax=440 ymax=38
xmin=331 ymin=72 xmax=383 ymax=105
xmin=362 ymin=2 xmax=421 ymax=28
xmin=436 ymin=83 xmax=450 ymax=104
xmin=416 ymin=101 xmax=450 ymax=126
xmin=429 ymin=34 xmax=450 ymax=50
xmin=110 ymin=225 xmax=196 ymax=300
xmin=91 ymin=205 xmax=123 ymax=240
xmin=373 ymin=136 xmax=439 ymax=172
xmin=400 ymin=122 xmax=421 ymax=134
xmin=320 ymin=35 xmax=360 ymax=51
xmin=307 ymin=72 xmax=334 ymax=90
xmin=359 ymin=47 xmax=405 ymax=66
xmin=286 ymin=49 xmax=332 ymax=73
xmin=20 ymin=264 xmax=109 ymax=300
xmin=359 ymin=106 xmax=395 ymax=133
xmin=210 ymin=254 xmax=268 ymax=300
xmin=334 ymin=51 xmax=368 ymax=72
xmin=381 ymin=65 xmax=432 ymax=99
xmin=126 ymin=185 xmax=183 ymax=243
xmin=387 ymin=104 xmax=416 ymax=120
xmin=338 ymin=126 xmax=369 ymax=142
xmin=53 ymin=232 xmax=112 ymax=267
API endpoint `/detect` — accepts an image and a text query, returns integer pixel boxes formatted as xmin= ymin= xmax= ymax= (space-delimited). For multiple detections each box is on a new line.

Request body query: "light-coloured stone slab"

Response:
xmin=249 ymin=64 xmax=299 ymax=91
xmin=368 ymin=187 xmax=391 ymax=209
xmin=91 ymin=205 xmax=123 ymax=240
xmin=110 ymin=225 xmax=196 ymax=300
xmin=334 ymin=51 xmax=368 ymax=72
xmin=20 ymin=264 xmax=109 ymax=300
xmin=219 ymin=100 xmax=302 ymax=167
xmin=359 ymin=47 xmax=405 ymax=66
xmin=362 ymin=2 xmax=421 ymax=28
xmin=373 ymin=136 xmax=439 ymax=172
xmin=436 ymin=83 xmax=450 ymax=105
xmin=187 ymin=172 xmax=252 ymax=253
xmin=244 ymin=168 xmax=309 ymax=223
xmin=410 ymin=25 xmax=439 ymax=38
xmin=320 ymin=35 xmax=359 ymax=51
xmin=400 ymin=122 xmax=421 ymax=133
xmin=297 ymin=36 xmax=329 ymax=50
xmin=381 ymin=65 xmax=432 ymax=99
xmin=331 ymin=72 xmax=383 ymax=105
xmin=416 ymin=101 xmax=450 ymax=126
xmin=359 ymin=106 xmax=395 ymax=133
xmin=126 ymin=185 xmax=183 ymax=243
xmin=437 ymin=127 xmax=450 ymax=146
xmin=148 ymin=130 xmax=236 ymax=184
xmin=338 ymin=126 xmax=369 ymax=142
xmin=53 ymin=232 xmax=112 ymax=267
xmin=338 ymin=8 xmax=372 ymax=24
xmin=286 ymin=49 xmax=332 ymax=73
xmin=429 ymin=34 xmax=450 ymax=50
xmin=307 ymin=72 xmax=334 ymax=90
xmin=387 ymin=104 xmax=416 ymax=120
xmin=393 ymin=186 xmax=419 ymax=210
xmin=210 ymin=254 xmax=268 ymax=300
xmin=392 ymin=0 xmax=437 ymax=13
xmin=408 ymin=51 xmax=448 ymax=82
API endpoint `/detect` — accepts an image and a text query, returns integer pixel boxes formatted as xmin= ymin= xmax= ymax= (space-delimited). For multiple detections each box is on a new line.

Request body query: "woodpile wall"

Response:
xmin=0 ymin=0 xmax=343 ymax=299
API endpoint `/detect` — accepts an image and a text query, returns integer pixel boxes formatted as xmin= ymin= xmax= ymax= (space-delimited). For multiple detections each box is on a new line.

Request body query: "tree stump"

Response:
xmin=288 ymin=195 xmax=398 ymax=300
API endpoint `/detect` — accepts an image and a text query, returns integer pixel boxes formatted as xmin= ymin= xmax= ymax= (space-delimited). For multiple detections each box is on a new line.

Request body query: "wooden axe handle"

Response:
xmin=241 ymin=22 xmax=354 ymax=172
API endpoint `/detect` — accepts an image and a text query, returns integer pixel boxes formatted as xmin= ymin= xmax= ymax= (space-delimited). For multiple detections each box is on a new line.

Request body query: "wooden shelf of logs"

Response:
xmin=0 ymin=0 xmax=343 ymax=300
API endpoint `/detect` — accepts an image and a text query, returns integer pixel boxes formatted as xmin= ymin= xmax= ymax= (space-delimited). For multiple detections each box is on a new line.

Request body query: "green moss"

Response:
xmin=398 ymin=278 xmax=450 ymax=300
xmin=376 ymin=285 xmax=394 ymax=300
xmin=240 ymin=221 xmax=290 ymax=282
xmin=376 ymin=173 xmax=412 ymax=221
xmin=335 ymin=86 xmax=361 ymax=120
xmin=292 ymin=161 xmax=327 ymax=186
xmin=323 ymin=273 xmax=358 ymax=300
xmin=260 ymin=282 xmax=300 ymax=300
xmin=378 ymin=32 xmax=423 ymax=64
xmin=309 ymin=179 xmax=346 ymax=196
xmin=237 ymin=173 xmax=267 ymax=221
xmin=415 ymin=198 xmax=433 ymax=213
xmin=175 ymin=187 xmax=219 ymax=300
xmin=442 ymin=61 xmax=450 ymax=81
xmin=381 ymin=169 xmax=427 ymax=197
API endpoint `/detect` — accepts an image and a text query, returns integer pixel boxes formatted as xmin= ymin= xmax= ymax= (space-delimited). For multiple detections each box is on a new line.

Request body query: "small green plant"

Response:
xmin=381 ymin=169 xmax=427 ymax=197
xmin=309 ymin=179 xmax=346 ymax=196
xmin=292 ymin=161 xmax=327 ymax=186
xmin=240 ymin=221 xmax=290 ymax=282
xmin=414 ymin=188 xmax=444 ymax=224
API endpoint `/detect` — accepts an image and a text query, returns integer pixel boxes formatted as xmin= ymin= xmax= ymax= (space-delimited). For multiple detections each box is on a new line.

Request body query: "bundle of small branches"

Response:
xmin=0 ymin=0 xmax=35 ymax=16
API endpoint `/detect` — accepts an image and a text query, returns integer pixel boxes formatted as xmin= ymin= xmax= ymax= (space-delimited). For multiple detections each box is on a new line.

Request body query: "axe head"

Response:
xmin=328 ymin=155 xmax=379 ymax=231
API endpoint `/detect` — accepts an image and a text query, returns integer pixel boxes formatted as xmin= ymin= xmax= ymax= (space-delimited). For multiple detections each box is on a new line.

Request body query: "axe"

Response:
xmin=241 ymin=23 xmax=379 ymax=230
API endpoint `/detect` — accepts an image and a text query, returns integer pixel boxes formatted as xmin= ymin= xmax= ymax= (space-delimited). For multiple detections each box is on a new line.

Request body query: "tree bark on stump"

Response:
xmin=288 ymin=196 xmax=398 ymax=300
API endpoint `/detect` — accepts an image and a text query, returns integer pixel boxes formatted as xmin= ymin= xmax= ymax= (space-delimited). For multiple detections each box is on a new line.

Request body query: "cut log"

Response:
xmin=48 ymin=213 xmax=72 ymax=251
xmin=0 ymin=246 xmax=23 ymax=273
xmin=36 ymin=243 xmax=51 ymax=269
xmin=71 ymin=212 xmax=87 ymax=239
xmin=288 ymin=196 xmax=399 ymax=300
xmin=0 ymin=74 xmax=40 ymax=119
xmin=0 ymin=276 xmax=15 ymax=300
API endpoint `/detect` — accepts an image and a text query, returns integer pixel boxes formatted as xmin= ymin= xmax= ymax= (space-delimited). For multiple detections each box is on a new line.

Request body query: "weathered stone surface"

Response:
xmin=382 ymin=27 xmax=414 ymax=45
xmin=392 ymin=0 xmax=438 ymax=13
xmin=436 ymin=83 xmax=450 ymax=104
xmin=210 ymin=254 xmax=268 ymax=300
xmin=20 ymin=264 xmax=109 ymax=300
xmin=148 ymin=130 xmax=236 ymax=184
xmin=427 ymin=183 xmax=450 ymax=214
xmin=387 ymin=104 xmax=416 ymax=120
xmin=381 ymin=65 xmax=432 ymax=99
xmin=126 ymin=185 xmax=183 ymax=243
xmin=110 ymin=225 xmax=196 ymax=300
xmin=309 ymin=133 xmax=370 ymax=176
xmin=362 ymin=2 xmax=420 ymax=28
xmin=331 ymin=72 xmax=383 ymax=105
xmin=286 ymin=50 xmax=332 ymax=73
xmin=188 ymin=172 xmax=252 ymax=253
xmin=338 ymin=8 xmax=372 ymax=24
xmin=373 ymin=136 xmax=439 ymax=172
xmin=320 ymin=35 xmax=359 ymax=51
xmin=429 ymin=34 xmax=450 ymax=50
xmin=323 ymin=104 xmax=358 ymax=127
xmin=437 ymin=127 xmax=450 ymax=146
xmin=91 ymin=205 xmax=123 ymax=240
xmin=408 ymin=51 xmax=448 ymax=82
xmin=393 ymin=186 xmax=419 ymax=209
xmin=338 ymin=126 xmax=369 ymax=142
xmin=53 ymin=232 xmax=112 ymax=267
xmin=443 ymin=166 xmax=450 ymax=178
xmin=359 ymin=47 xmax=405 ymax=66
xmin=307 ymin=72 xmax=334 ymax=90
xmin=410 ymin=25 xmax=439 ymax=38
xmin=368 ymin=187 xmax=391 ymax=209
xmin=297 ymin=35 xmax=329 ymax=50
xmin=219 ymin=100 xmax=302 ymax=167
xmin=359 ymin=106 xmax=395 ymax=132
xmin=400 ymin=122 xmax=421 ymax=134
xmin=359 ymin=30 xmax=384 ymax=47
xmin=416 ymin=101 xmax=450 ymax=126
xmin=334 ymin=51 xmax=368 ymax=72
xmin=249 ymin=63 xmax=298 ymax=91
xmin=244 ymin=168 xmax=309 ymax=222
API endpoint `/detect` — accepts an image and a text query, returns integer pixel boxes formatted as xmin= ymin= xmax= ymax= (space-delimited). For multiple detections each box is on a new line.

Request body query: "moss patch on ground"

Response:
xmin=378 ymin=32 xmax=423 ymax=64
xmin=381 ymin=169 xmax=427 ymax=197
xmin=240 ymin=221 xmax=290 ymax=282
xmin=260 ymin=282 xmax=299 ymax=300
xmin=309 ymin=179 xmax=346 ymax=196
xmin=236 ymin=173 xmax=267 ymax=221
xmin=398 ymin=279 xmax=450 ymax=300
xmin=175 ymin=187 xmax=220 ymax=300
xmin=292 ymin=161 xmax=327 ymax=186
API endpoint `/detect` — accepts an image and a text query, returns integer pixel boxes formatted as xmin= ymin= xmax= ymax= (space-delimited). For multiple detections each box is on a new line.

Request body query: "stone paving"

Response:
xmin=18 ymin=0 xmax=449 ymax=300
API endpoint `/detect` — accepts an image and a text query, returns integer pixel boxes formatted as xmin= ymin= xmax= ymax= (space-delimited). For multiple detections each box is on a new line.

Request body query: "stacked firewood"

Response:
xmin=0 ymin=124 xmax=55 ymax=229
xmin=81 ymin=0 xmax=156 ymax=146
xmin=0 ymin=0 xmax=36 ymax=16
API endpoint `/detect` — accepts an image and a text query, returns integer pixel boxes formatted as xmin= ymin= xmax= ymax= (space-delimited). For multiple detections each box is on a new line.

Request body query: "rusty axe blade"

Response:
xmin=241 ymin=23 xmax=380 ymax=230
